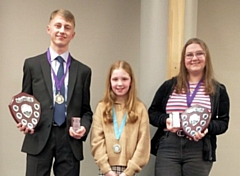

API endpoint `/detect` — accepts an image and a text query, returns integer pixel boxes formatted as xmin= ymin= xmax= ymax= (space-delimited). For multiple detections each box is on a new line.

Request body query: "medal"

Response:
xmin=113 ymin=144 xmax=121 ymax=153
xmin=46 ymin=49 xmax=71 ymax=105
xmin=112 ymin=107 xmax=127 ymax=154
xmin=55 ymin=92 xmax=64 ymax=104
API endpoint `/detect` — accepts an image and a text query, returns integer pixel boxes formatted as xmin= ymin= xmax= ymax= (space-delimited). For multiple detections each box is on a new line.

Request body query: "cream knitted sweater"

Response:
xmin=90 ymin=101 xmax=150 ymax=176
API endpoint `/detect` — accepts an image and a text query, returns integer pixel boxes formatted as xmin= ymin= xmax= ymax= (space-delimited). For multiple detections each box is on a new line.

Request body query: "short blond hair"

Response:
xmin=49 ymin=9 xmax=75 ymax=27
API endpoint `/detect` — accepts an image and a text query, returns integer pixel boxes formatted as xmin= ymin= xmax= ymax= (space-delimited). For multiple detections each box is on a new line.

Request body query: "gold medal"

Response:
xmin=55 ymin=92 xmax=64 ymax=104
xmin=113 ymin=144 xmax=121 ymax=154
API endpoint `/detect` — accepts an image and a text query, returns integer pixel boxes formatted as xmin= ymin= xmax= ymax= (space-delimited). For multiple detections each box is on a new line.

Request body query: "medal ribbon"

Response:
xmin=47 ymin=49 xmax=71 ymax=93
xmin=112 ymin=107 xmax=127 ymax=140
xmin=186 ymin=80 xmax=202 ymax=107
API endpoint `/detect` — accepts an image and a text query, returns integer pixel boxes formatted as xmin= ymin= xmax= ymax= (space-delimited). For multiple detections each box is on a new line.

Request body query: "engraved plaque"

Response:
xmin=181 ymin=105 xmax=211 ymax=138
xmin=9 ymin=92 xmax=41 ymax=129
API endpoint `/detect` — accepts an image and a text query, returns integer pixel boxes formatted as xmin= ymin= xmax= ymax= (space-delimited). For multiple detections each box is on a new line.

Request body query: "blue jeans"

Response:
xmin=155 ymin=131 xmax=212 ymax=176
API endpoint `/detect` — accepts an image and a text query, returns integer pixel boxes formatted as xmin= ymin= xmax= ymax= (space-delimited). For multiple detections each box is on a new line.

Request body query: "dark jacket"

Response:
xmin=148 ymin=77 xmax=230 ymax=161
xmin=21 ymin=52 xmax=93 ymax=161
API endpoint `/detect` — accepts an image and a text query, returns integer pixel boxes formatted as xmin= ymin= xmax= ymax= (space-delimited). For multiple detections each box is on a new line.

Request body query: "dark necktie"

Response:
xmin=53 ymin=56 xmax=66 ymax=126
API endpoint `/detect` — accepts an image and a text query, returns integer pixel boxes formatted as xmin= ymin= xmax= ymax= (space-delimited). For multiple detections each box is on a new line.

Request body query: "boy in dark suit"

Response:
xmin=17 ymin=9 xmax=92 ymax=176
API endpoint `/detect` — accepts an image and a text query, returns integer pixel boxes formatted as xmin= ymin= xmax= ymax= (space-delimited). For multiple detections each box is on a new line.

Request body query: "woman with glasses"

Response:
xmin=149 ymin=38 xmax=230 ymax=176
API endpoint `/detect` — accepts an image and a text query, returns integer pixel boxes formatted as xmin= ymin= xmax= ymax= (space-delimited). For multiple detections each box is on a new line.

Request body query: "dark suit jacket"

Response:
xmin=21 ymin=52 xmax=93 ymax=161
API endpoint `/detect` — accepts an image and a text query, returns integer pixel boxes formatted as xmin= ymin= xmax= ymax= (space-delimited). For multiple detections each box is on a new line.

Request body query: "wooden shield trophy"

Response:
xmin=9 ymin=92 xmax=41 ymax=129
xmin=181 ymin=105 xmax=211 ymax=138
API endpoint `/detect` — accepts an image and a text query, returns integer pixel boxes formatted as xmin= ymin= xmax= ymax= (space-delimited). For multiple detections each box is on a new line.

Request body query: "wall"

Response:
xmin=197 ymin=0 xmax=240 ymax=175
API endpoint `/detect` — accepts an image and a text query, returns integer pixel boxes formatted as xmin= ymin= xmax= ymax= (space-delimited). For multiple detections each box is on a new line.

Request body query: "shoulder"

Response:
xmin=164 ymin=77 xmax=177 ymax=86
xmin=134 ymin=100 xmax=149 ymax=123
xmin=158 ymin=77 xmax=176 ymax=88
xmin=96 ymin=101 xmax=105 ymax=109
xmin=155 ymin=77 xmax=176 ymax=93
xmin=136 ymin=100 xmax=147 ymax=109
xmin=93 ymin=101 xmax=106 ymax=121
xmin=212 ymin=80 xmax=229 ymax=102
xmin=23 ymin=52 xmax=48 ymax=69
xmin=94 ymin=101 xmax=106 ymax=113
xmin=71 ymin=57 xmax=91 ymax=72
xmin=25 ymin=52 xmax=47 ymax=63
xmin=212 ymin=80 xmax=228 ymax=92
xmin=135 ymin=100 xmax=148 ymax=113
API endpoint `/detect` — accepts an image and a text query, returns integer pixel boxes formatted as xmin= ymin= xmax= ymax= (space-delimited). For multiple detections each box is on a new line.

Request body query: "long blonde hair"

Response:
xmin=175 ymin=38 xmax=216 ymax=95
xmin=102 ymin=60 xmax=138 ymax=123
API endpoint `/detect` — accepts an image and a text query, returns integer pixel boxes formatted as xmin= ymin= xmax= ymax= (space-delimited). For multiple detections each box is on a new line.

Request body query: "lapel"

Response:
xmin=67 ymin=58 xmax=78 ymax=105
xmin=40 ymin=53 xmax=53 ymax=101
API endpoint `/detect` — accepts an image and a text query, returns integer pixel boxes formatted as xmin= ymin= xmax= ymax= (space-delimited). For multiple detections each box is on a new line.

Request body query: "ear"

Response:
xmin=71 ymin=31 xmax=76 ymax=39
xmin=47 ymin=25 xmax=50 ymax=34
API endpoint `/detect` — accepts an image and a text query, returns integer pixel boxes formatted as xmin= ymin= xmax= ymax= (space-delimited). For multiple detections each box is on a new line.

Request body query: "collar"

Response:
xmin=49 ymin=47 xmax=69 ymax=62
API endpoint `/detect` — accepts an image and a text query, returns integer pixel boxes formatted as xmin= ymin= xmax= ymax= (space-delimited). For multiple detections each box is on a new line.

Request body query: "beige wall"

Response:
xmin=0 ymin=1 xmax=140 ymax=175
xmin=197 ymin=0 xmax=240 ymax=175
xmin=197 ymin=0 xmax=240 ymax=176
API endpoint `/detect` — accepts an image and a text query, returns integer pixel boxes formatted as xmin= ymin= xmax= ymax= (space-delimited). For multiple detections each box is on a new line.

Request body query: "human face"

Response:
xmin=185 ymin=43 xmax=206 ymax=76
xmin=111 ymin=68 xmax=131 ymax=102
xmin=47 ymin=15 xmax=75 ymax=52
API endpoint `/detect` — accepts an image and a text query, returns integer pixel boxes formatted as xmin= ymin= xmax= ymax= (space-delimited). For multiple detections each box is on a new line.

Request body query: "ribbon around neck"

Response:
xmin=47 ymin=48 xmax=71 ymax=92
xmin=112 ymin=107 xmax=127 ymax=140
xmin=186 ymin=80 xmax=202 ymax=107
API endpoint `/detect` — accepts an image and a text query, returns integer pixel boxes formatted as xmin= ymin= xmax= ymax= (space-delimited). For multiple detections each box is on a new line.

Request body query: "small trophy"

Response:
xmin=170 ymin=112 xmax=181 ymax=128
xmin=71 ymin=117 xmax=81 ymax=132
xmin=8 ymin=92 xmax=41 ymax=129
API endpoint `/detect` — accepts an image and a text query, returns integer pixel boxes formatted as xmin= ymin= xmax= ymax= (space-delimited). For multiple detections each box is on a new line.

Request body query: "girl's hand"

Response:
xmin=105 ymin=170 xmax=118 ymax=176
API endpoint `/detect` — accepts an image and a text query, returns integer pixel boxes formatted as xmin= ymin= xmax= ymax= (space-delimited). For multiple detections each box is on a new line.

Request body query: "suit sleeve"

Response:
xmin=80 ymin=68 xmax=93 ymax=141
xmin=22 ymin=59 xmax=33 ymax=94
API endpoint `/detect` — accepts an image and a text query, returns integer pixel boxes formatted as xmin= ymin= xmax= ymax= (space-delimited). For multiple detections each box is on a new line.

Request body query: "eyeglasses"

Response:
xmin=185 ymin=52 xmax=205 ymax=59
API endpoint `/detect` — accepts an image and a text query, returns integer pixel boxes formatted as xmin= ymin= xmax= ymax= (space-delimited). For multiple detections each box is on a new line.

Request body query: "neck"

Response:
xmin=115 ymin=96 xmax=126 ymax=104
xmin=50 ymin=44 xmax=68 ymax=55
xmin=188 ymin=74 xmax=203 ymax=83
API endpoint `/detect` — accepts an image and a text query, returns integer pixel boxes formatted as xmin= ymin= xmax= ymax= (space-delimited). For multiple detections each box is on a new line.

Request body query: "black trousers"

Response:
xmin=26 ymin=125 xmax=80 ymax=176
xmin=155 ymin=131 xmax=212 ymax=176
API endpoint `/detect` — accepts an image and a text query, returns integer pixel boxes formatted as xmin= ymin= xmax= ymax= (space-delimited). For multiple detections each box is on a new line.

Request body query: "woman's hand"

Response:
xmin=119 ymin=173 xmax=127 ymax=176
xmin=166 ymin=118 xmax=180 ymax=133
xmin=192 ymin=128 xmax=208 ymax=142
